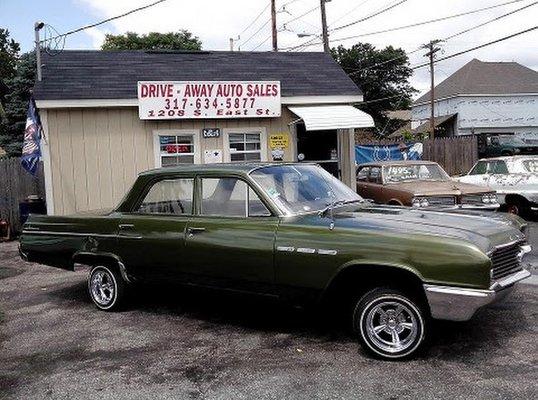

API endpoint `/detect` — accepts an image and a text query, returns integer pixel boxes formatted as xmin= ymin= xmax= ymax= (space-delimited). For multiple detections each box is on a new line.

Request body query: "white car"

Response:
xmin=456 ymin=156 xmax=538 ymax=216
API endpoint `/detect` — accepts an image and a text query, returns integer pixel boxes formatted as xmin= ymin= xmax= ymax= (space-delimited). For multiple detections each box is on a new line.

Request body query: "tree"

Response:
xmin=0 ymin=28 xmax=20 ymax=81
xmin=101 ymin=31 xmax=202 ymax=51
xmin=0 ymin=29 xmax=36 ymax=157
xmin=331 ymin=43 xmax=417 ymax=137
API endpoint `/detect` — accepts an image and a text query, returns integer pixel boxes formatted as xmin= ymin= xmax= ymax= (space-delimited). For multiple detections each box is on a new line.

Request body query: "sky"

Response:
xmin=1 ymin=0 xmax=537 ymax=97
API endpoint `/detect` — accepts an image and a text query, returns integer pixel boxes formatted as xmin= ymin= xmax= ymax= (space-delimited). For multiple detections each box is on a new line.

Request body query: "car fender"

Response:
xmin=72 ymin=251 xmax=134 ymax=283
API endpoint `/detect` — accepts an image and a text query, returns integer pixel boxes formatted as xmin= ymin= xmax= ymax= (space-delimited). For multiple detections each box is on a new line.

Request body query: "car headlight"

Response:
xmin=482 ymin=193 xmax=497 ymax=204
xmin=412 ymin=197 xmax=429 ymax=207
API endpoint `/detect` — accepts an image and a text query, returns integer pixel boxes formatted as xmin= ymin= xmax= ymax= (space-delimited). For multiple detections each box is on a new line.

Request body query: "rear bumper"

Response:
xmin=424 ymin=269 xmax=531 ymax=321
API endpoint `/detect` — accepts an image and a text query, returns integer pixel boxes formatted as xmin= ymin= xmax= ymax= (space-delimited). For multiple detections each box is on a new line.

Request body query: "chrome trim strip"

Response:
xmin=296 ymin=247 xmax=316 ymax=254
xmin=276 ymin=246 xmax=295 ymax=252
xmin=486 ymin=239 xmax=526 ymax=256
xmin=424 ymin=285 xmax=492 ymax=298
xmin=317 ymin=249 xmax=337 ymax=255
xmin=21 ymin=230 xmax=117 ymax=239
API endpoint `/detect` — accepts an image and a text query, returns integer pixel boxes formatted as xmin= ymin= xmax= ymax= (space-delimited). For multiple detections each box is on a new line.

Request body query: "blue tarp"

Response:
xmin=355 ymin=143 xmax=423 ymax=165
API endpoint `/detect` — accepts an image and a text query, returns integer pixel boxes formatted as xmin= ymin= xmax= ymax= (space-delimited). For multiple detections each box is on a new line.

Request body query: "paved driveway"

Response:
xmin=1 ymin=227 xmax=537 ymax=399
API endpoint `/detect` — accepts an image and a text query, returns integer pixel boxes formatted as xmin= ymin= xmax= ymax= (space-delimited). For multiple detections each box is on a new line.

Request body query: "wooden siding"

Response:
xmin=44 ymin=107 xmax=297 ymax=215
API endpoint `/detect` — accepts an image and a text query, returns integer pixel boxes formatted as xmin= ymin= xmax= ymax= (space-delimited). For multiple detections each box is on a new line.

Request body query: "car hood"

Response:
xmin=385 ymin=180 xmax=491 ymax=196
xmin=328 ymin=204 xmax=525 ymax=253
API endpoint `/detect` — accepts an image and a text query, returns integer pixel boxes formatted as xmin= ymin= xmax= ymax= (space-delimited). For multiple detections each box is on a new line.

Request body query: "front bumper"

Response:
xmin=459 ymin=202 xmax=500 ymax=211
xmin=424 ymin=269 xmax=531 ymax=321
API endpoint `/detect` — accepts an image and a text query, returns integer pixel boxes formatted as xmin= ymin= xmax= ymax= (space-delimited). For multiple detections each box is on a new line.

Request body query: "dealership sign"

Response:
xmin=137 ymin=81 xmax=281 ymax=120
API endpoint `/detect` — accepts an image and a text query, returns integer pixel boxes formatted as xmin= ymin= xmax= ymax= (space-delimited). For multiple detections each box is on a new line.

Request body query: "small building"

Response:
xmin=412 ymin=59 xmax=538 ymax=141
xmin=34 ymin=50 xmax=373 ymax=215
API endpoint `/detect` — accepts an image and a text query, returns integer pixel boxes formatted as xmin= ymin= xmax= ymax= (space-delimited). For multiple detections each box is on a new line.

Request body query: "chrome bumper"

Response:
xmin=424 ymin=269 xmax=531 ymax=321
xmin=459 ymin=202 xmax=500 ymax=211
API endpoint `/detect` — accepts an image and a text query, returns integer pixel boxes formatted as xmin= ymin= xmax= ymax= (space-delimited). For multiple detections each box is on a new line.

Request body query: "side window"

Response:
xmin=137 ymin=178 xmax=193 ymax=215
xmin=357 ymin=167 xmax=370 ymax=181
xmin=201 ymin=177 xmax=271 ymax=217
xmin=369 ymin=167 xmax=382 ymax=184
xmin=469 ymin=161 xmax=487 ymax=175
xmin=492 ymin=161 xmax=508 ymax=174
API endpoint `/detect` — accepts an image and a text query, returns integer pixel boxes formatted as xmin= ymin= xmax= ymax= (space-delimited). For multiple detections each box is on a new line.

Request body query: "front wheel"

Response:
xmin=88 ymin=265 xmax=126 ymax=311
xmin=353 ymin=288 xmax=428 ymax=360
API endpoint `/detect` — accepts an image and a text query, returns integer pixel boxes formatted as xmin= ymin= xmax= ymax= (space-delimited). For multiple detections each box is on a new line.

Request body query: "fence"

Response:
xmin=356 ymin=136 xmax=478 ymax=176
xmin=0 ymin=158 xmax=45 ymax=235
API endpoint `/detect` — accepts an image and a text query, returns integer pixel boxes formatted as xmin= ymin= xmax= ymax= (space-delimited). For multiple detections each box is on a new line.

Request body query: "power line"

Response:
xmin=287 ymin=0 xmax=526 ymax=50
xmin=283 ymin=0 xmax=409 ymax=51
xmin=240 ymin=18 xmax=272 ymax=47
xmin=354 ymin=26 xmax=538 ymax=106
xmin=237 ymin=3 xmax=270 ymax=38
xmin=331 ymin=0 xmax=409 ymax=33
xmin=329 ymin=0 xmax=374 ymax=26
xmin=345 ymin=0 xmax=536 ymax=76
xmin=41 ymin=0 xmax=168 ymax=43
xmin=411 ymin=25 xmax=538 ymax=70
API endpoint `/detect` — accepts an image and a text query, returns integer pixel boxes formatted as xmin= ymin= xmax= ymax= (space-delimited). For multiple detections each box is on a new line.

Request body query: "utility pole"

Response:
xmin=422 ymin=39 xmax=443 ymax=139
xmin=271 ymin=0 xmax=278 ymax=51
xmin=320 ymin=0 xmax=330 ymax=53
xmin=34 ymin=22 xmax=44 ymax=81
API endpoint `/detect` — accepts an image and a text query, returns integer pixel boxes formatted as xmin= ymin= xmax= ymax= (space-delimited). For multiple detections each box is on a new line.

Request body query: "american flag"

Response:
xmin=21 ymin=98 xmax=42 ymax=175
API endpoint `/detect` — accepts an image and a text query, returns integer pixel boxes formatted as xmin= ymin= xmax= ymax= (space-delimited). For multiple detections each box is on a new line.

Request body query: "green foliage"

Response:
xmin=101 ymin=31 xmax=202 ymax=51
xmin=0 ymin=28 xmax=20 ymax=81
xmin=331 ymin=43 xmax=417 ymax=137
xmin=0 ymin=47 xmax=36 ymax=156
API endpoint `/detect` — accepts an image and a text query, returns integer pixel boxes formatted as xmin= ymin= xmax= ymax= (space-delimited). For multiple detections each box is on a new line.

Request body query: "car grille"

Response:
xmin=426 ymin=196 xmax=456 ymax=206
xmin=490 ymin=242 xmax=523 ymax=281
xmin=460 ymin=194 xmax=483 ymax=205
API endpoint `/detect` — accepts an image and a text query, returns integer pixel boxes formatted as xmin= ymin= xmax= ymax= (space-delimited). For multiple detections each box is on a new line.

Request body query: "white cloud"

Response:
xmin=84 ymin=27 xmax=107 ymax=48
xmin=78 ymin=0 xmax=538 ymax=97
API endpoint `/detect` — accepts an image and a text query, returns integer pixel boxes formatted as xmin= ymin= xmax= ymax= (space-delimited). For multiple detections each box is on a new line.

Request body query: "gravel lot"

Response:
xmin=1 ymin=222 xmax=537 ymax=399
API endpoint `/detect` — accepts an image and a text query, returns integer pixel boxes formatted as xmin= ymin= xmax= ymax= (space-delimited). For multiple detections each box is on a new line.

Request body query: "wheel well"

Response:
xmin=72 ymin=253 xmax=120 ymax=269
xmin=504 ymin=193 xmax=528 ymax=205
xmin=321 ymin=264 xmax=427 ymax=312
xmin=387 ymin=200 xmax=403 ymax=206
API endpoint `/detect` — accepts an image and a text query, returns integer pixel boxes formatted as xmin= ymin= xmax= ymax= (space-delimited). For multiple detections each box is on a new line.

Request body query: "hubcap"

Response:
xmin=365 ymin=300 xmax=418 ymax=354
xmin=90 ymin=269 xmax=115 ymax=306
xmin=507 ymin=205 xmax=519 ymax=215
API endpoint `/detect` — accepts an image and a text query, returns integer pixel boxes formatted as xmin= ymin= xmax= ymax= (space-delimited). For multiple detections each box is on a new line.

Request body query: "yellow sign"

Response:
xmin=269 ymin=133 xmax=289 ymax=149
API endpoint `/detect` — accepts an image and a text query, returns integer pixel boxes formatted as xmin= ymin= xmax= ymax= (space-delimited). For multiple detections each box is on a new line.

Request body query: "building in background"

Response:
xmin=412 ymin=59 xmax=538 ymax=142
xmin=34 ymin=50 xmax=374 ymax=215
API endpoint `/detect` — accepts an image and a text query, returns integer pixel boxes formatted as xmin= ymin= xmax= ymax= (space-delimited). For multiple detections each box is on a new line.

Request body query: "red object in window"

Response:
xmin=177 ymin=145 xmax=189 ymax=153
xmin=166 ymin=144 xmax=177 ymax=154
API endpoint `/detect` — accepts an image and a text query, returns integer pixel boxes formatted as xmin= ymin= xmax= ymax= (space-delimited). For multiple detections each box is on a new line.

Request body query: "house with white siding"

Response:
xmin=412 ymin=59 xmax=538 ymax=142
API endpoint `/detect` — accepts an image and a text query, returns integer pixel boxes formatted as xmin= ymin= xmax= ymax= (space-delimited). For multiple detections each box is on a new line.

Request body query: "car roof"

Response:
xmin=138 ymin=162 xmax=312 ymax=176
xmin=357 ymin=160 xmax=439 ymax=167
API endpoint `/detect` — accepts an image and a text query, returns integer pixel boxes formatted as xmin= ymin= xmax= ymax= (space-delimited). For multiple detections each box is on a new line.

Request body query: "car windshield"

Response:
xmin=250 ymin=164 xmax=362 ymax=214
xmin=383 ymin=164 xmax=450 ymax=183
xmin=499 ymin=136 xmax=526 ymax=145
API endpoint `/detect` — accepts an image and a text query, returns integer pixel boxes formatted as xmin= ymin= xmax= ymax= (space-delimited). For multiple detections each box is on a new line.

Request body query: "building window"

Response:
xmin=229 ymin=132 xmax=262 ymax=162
xmin=153 ymin=131 xmax=200 ymax=167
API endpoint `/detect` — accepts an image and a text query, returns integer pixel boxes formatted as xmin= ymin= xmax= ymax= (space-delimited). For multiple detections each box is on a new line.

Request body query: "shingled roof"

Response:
xmin=414 ymin=59 xmax=538 ymax=105
xmin=33 ymin=50 xmax=362 ymax=100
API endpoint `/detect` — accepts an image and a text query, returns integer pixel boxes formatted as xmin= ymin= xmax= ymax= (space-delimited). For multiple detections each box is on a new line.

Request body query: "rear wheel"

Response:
xmin=88 ymin=265 xmax=126 ymax=311
xmin=353 ymin=288 xmax=428 ymax=360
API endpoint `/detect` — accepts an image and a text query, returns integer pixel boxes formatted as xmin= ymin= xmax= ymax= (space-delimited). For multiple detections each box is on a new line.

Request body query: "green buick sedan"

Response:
xmin=19 ymin=163 xmax=531 ymax=360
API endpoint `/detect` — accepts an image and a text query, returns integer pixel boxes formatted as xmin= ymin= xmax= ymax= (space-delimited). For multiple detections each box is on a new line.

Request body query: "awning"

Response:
xmin=288 ymin=105 xmax=375 ymax=131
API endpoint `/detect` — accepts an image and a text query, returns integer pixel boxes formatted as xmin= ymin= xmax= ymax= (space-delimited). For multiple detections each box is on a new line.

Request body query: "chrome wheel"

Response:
xmin=89 ymin=267 xmax=116 ymax=308
xmin=364 ymin=300 xmax=418 ymax=354
xmin=355 ymin=290 xmax=426 ymax=359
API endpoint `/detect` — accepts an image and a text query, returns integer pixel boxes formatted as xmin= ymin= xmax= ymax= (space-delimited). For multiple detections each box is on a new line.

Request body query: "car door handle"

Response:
xmin=187 ymin=227 xmax=206 ymax=236
xmin=119 ymin=223 xmax=135 ymax=230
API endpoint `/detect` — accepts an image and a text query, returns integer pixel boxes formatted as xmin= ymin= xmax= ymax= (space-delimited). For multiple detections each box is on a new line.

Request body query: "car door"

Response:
xmin=356 ymin=166 xmax=370 ymax=197
xmin=115 ymin=176 xmax=194 ymax=282
xmin=183 ymin=175 xmax=278 ymax=292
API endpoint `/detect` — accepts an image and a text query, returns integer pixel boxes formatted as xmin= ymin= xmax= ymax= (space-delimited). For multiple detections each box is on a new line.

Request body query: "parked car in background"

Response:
xmin=19 ymin=163 xmax=531 ymax=360
xmin=456 ymin=156 xmax=538 ymax=217
xmin=478 ymin=134 xmax=538 ymax=158
xmin=356 ymin=161 xmax=499 ymax=210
